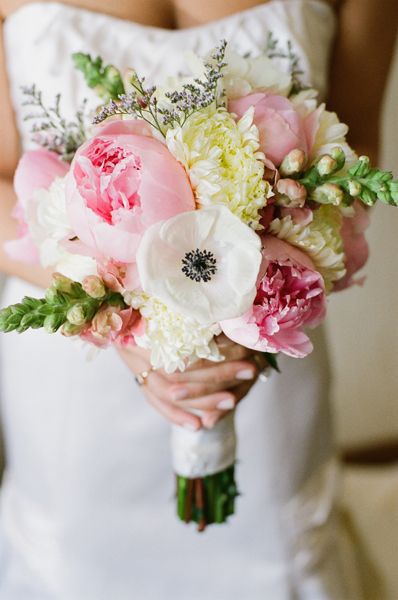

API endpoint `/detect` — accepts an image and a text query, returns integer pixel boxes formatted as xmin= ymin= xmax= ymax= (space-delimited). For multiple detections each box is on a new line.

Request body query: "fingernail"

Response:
xmin=172 ymin=388 xmax=189 ymax=401
xmin=216 ymin=397 xmax=235 ymax=410
xmin=183 ymin=422 xmax=199 ymax=431
xmin=236 ymin=369 xmax=255 ymax=380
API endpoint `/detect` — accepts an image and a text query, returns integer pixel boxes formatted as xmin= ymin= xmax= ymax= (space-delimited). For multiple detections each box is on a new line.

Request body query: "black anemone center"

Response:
xmin=181 ymin=248 xmax=217 ymax=283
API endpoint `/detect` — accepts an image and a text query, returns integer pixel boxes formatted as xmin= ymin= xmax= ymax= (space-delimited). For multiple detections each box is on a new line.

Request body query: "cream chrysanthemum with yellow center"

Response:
xmin=166 ymin=106 xmax=271 ymax=230
xmin=269 ymin=206 xmax=346 ymax=293
xmin=128 ymin=293 xmax=222 ymax=373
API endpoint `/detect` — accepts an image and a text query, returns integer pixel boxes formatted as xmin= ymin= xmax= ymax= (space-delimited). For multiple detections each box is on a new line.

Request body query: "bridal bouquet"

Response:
xmin=1 ymin=40 xmax=397 ymax=530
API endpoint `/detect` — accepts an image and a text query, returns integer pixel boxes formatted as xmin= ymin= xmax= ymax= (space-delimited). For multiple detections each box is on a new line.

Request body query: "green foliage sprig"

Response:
xmin=297 ymin=151 xmax=398 ymax=208
xmin=72 ymin=53 xmax=125 ymax=102
xmin=0 ymin=274 xmax=125 ymax=335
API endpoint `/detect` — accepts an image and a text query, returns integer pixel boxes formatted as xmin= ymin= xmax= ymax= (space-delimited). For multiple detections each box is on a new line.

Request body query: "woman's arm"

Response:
xmin=0 ymin=18 xmax=51 ymax=287
xmin=328 ymin=0 xmax=398 ymax=163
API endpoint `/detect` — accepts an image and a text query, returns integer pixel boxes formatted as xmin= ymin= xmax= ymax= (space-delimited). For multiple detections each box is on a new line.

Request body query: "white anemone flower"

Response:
xmin=136 ymin=206 xmax=262 ymax=325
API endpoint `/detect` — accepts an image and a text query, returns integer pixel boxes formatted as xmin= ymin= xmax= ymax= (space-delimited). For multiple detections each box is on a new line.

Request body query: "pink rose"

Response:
xmin=81 ymin=305 xmax=144 ymax=348
xmin=333 ymin=201 xmax=370 ymax=292
xmin=229 ymin=93 xmax=323 ymax=167
xmin=5 ymin=149 xmax=69 ymax=263
xmin=221 ymin=236 xmax=326 ymax=358
xmin=66 ymin=120 xmax=195 ymax=263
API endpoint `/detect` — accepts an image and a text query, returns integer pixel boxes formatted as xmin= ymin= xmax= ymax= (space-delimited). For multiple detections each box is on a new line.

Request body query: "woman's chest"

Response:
xmin=2 ymin=0 xmax=337 ymax=27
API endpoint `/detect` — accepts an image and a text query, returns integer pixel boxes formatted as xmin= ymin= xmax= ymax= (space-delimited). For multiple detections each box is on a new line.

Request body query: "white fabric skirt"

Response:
xmin=0 ymin=277 xmax=359 ymax=599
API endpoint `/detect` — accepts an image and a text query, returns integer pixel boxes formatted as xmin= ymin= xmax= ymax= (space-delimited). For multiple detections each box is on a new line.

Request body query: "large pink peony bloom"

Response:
xmin=66 ymin=120 xmax=195 ymax=264
xmin=229 ymin=93 xmax=320 ymax=166
xmin=333 ymin=201 xmax=370 ymax=292
xmin=5 ymin=149 xmax=69 ymax=263
xmin=221 ymin=236 xmax=326 ymax=358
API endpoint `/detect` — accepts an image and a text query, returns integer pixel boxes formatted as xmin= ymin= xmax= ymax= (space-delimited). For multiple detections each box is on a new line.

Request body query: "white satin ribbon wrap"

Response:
xmin=171 ymin=412 xmax=236 ymax=478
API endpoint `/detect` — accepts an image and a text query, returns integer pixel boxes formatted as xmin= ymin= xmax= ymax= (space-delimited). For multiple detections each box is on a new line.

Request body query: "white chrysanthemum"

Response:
xmin=26 ymin=175 xmax=97 ymax=281
xmin=166 ymin=106 xmax=271 ymax=229
xmin=131 ymin=293 xmax=222 ymax=373
xmin=311 ymin=108 xmax=357 ymax=166
xmin=291 ymin=91 xmax=357 ymax=166
xmin=269 ymin=206 xmax=346 ymax=293
xmin=222 ymin=48 xmax=292 ymax=99
xmin=137 ymin=206 xmax=262 ymax=325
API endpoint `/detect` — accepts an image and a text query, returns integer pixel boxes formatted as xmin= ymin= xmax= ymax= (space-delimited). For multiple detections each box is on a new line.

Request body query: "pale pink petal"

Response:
xmin=4 ymin=234 xmax=40 ymax=264
xmin=14 ymin=149 xmax=68 ymax=209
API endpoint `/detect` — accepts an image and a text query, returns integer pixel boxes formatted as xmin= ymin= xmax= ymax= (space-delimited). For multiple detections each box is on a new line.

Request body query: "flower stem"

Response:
xmin=176 ymin=465 xmax=238 ymax=531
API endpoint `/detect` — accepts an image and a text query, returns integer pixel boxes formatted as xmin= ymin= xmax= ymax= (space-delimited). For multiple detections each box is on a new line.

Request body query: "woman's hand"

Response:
xmin=118 ymin=335 xmax=268 ymax=430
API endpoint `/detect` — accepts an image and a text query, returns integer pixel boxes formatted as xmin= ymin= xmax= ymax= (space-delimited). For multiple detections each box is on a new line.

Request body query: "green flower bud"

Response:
xmin=330 ymin=146 xmax=346 ymax=169
xmin=316 ymin=155 xmax=337 ymax=176
xmin=44 ymin=314 xmax=62 ymax=334
xmin=45 ymin=287 xmax=59 ymax=303
xmin=61 ymin=322 xmax=84 ymax=337
xmin=311 ymin=183 xmax=344 ymax=206
xmin=82 ymin=275 xmax=106 ymax=299
xmin=279 ymin=149 xmax=307 ymax=177
xmin=347 ymin=180 xmax=362 ymax=197
xmin=52 ymin=272 xmax=74 ymax=294
xmin=67 ymin=304 xmax=86 ymax=326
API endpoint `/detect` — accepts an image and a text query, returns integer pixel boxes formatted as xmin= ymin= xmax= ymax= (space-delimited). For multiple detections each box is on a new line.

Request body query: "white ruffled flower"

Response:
xmin=291 ymin=90 xmax=357 ymax=166
xmin=269 ymin=206 xmax=346 ymax=293
xmin=136 ymin=205 xmax=262 ymax=325
xmin=131 ymin=293 xmax=222 ymax=373
xmin=222 ymin=48 xmax=292 ymax=99
xmin=26 ymin=175 xmax=97 ymax=282
xmin=166 ymin=106 xmax=270 ymax=229
xmin=310 ymin=108 xmax=357 ymax=166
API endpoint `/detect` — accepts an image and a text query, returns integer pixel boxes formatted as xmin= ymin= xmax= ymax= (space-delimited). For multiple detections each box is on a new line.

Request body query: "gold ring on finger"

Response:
xmin=135 ymin=367 xmax=154 ymax=386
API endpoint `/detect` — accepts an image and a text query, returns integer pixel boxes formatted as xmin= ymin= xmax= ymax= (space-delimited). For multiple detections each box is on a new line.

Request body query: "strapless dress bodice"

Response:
xmin=4 ymin=0 xmax=336 ymax=152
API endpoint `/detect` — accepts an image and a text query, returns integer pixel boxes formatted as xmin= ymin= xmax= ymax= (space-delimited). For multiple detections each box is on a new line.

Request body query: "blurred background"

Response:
xmin=0 ymin=32 xmax=397 ymax=600
xmin=325 ymin=37 xmax=398 ymax=600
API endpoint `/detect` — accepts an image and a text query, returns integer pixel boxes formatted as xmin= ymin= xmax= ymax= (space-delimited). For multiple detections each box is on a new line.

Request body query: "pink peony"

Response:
xmin=66 ymin=120 xmax=195 ymax=264
xmin=229 ymin=93 xmax=320 ymax=166
xmin=221 ymin=236 xmax=326 ymax=358
xmin=5 ymin=149 xmax=69 ymax=263
xmin=333 ymin=201 xmax=370 ymax=292
xmin=81 ymin=305 xmax=144 ymax=348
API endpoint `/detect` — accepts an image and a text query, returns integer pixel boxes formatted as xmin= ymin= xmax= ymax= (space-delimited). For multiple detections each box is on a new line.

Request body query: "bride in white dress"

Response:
xmin=0 ymin=1 xmax=396 ymax=598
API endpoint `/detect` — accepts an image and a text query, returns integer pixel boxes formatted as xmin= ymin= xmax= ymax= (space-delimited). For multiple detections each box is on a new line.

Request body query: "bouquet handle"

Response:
xmin=171 ymin=411 xmax=238 ymax=531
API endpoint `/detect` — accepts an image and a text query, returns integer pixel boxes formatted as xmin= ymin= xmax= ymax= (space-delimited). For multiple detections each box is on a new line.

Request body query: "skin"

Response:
xmin=0 ymin=0 xmax=397 ymax=431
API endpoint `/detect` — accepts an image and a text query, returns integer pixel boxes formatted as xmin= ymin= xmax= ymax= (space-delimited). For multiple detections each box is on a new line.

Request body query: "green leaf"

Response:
xmin=263 ymin=352 xmax=281 ymax=373
xmin=72 ymin=52 xmax=125 ymax=101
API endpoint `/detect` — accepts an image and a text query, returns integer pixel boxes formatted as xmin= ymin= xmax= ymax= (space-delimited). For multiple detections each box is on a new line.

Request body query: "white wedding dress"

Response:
xmin=0 ymin=2 xmax=362 ymax=599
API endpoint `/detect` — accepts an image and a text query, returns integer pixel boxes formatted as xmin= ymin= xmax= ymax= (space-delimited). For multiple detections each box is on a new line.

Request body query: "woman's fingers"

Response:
xmin=167 ymin=359 xmax=257 ymax=385
xmin=215 ymin=335 xmax=256 ymax=362
xmin=143 ymin=388 xmax=202 ymax=431
xmin=174 ymin=390 xmax=236 ymax=412
xmin=175 ymin=379 xmax=255 ymax=427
